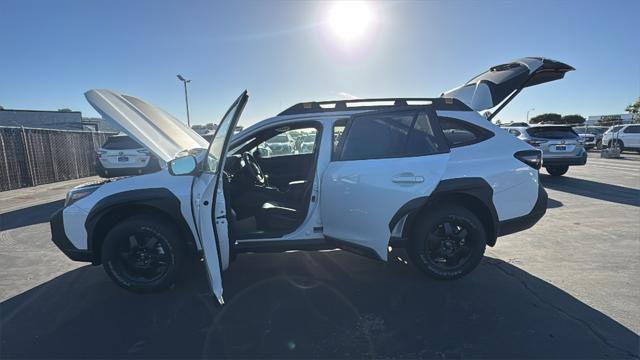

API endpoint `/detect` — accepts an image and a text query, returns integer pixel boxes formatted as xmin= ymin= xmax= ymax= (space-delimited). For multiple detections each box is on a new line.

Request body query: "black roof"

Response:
xmin=278 ymin=97 xmax=471 ymax=116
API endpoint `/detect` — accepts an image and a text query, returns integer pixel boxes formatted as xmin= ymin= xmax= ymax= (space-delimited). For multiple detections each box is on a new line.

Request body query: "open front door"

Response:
xmin=193 ymin=91 xmax=248 ymax=304
xmin=441 ymin=57 xmax=574 ymax=119
xmin=321 ymin=107 xmax=450 ymax=260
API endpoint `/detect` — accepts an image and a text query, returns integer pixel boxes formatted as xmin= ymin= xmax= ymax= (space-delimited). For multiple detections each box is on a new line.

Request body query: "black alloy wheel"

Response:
xmin=102 ymin=216 xmax=185 ymax=292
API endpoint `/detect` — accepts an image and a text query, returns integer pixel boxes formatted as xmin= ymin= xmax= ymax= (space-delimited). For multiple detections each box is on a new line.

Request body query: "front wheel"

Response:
xmin=101 ymin=216 xmax=185 ymax=292
xmin=408 ymin=206 xmax=486 ymax=280
xmin=545 ymin=165 xmax=569 ymax=176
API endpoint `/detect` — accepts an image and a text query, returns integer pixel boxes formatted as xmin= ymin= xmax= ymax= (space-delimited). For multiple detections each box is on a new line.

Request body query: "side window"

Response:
xmin=439 ymin=117 xmax=494 ymax=147
xmin=623 ymin=125 xmax=640 ymax=134
xmin=338 ymin=111 xmax=447 ymax=161
xmin=252 ymin=128 xmax=317 ymax=158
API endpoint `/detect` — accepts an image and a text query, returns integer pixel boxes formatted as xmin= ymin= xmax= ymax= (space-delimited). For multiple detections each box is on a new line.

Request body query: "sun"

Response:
xmin=327 ymin=1 xmax=374 ymax=43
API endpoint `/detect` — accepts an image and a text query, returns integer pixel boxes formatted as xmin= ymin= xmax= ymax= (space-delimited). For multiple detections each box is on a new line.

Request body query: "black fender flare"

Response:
xmin=389 ymin=177 xmax=499 ymax=246
xmin=84 ymin=188 xmax=197 ymax=261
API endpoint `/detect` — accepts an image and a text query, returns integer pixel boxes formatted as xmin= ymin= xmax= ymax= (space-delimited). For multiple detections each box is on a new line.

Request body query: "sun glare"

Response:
xmin=328 ymin=1 xmax=374 ymax=43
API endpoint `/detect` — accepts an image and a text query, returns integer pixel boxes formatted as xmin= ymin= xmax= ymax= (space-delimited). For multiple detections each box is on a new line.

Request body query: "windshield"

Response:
xmin=526 ymin=127 xmax=579 ymax=140
xmin=574 ymin=127 xmax=606 ymax=135
xmin=102 ymin=136 xmax=142 ymax=150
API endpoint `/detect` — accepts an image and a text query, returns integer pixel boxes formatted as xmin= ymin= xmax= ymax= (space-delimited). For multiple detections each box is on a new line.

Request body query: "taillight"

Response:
xmin=96 ymin=150 xmax=106 ymax=156
xmin=514 ymin=150 xmax=542 ymax=170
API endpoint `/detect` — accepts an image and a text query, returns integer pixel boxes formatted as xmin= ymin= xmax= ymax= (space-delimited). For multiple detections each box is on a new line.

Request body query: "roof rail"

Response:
xmin=278 ymin=97 xmax=470 ymax=116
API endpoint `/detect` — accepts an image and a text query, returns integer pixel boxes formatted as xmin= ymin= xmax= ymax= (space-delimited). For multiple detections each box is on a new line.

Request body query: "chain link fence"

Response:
xmin=0 ymin=127 xmax=116 ymax=191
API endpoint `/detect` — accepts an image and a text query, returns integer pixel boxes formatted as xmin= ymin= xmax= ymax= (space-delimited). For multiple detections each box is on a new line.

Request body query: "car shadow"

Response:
xmin=541 ymin=174 xmax=640 ymax=207
xmin=0 ymin=199 xmax=64 ymax=231
xmin=547 ymin=198 xmax=563 ymax=209
xmin=1 ymin=251 xmax=637 ymax=359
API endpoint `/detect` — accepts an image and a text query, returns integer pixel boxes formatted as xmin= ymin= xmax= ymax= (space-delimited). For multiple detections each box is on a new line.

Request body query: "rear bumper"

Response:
xmin=50 ymin=209 xmax=94 ymax=262
xmin=543 ymin=152 xmax=587 ymax=166
xmin=95 ymin=157 xmax=160 ymax=177
xmin=498 ymin=185 xmax=548 ymax=237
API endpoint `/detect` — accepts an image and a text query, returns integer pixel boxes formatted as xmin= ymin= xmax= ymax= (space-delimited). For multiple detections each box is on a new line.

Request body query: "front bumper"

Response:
xmin=498 ymin=185 xmax=548 ymax=237
xmin=50 ymin=209 xmax=94 ymax=262
xmin=543 ymin=151 xmax=587 ymax=167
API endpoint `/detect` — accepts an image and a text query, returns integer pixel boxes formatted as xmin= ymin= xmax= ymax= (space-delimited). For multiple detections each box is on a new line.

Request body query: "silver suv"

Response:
xmin=504 ymin=125 xmax=587 ymax=176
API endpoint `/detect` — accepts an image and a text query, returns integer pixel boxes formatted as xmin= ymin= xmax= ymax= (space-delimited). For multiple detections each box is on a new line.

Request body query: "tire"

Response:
xmin=609 ymin=140 xmax=625 ymax=153
xmin=101 ymin=215 xmax=185 ymax=292
xmin=596 ymin=140 xmax=602 ymax=150
xmin=545 ymin=165 xmax=569 ymax=176
xmin=407 ymin=205 xmax=486 ymax=280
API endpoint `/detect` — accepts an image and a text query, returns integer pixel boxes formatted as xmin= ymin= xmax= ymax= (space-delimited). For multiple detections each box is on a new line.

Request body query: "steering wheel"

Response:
xmin=242 ymin=152 xmax=266 ymax=185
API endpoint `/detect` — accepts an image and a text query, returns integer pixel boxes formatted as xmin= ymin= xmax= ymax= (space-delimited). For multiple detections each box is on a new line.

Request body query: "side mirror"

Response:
xmin=168 ymin=155 xmax=197 ymax=176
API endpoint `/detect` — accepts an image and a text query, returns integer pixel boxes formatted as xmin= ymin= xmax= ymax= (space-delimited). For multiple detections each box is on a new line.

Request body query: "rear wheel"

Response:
xmin=609 ymin=140 xmax=625 ymax=153
xmin=101 ymin=216 xmax=185 ymax=292
xmin=545 ymin=165 xmax=569 ymax=176
xmin=408 ymin=206 xmax=486 ymax=280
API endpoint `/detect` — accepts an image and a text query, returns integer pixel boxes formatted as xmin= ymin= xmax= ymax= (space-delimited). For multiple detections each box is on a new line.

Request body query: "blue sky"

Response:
xmin=1 ymin=0 xmax=638 ymax=127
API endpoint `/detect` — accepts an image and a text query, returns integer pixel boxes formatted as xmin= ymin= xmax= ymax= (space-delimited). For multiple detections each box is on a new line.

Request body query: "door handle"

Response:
xmin=392 ymin=174 xmax=424 ymax=184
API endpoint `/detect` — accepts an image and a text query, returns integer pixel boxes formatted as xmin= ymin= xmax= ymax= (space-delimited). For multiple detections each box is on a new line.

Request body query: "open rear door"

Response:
xmin=193 ymin=91 xmax=248 ymax=305
xmin=441 ymin=57 xmax=574 ymax=119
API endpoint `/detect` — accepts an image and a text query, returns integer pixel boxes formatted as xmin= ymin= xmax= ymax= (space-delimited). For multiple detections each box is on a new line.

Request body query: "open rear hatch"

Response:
xmin=441 ymin=57 xmax=574 ymax=120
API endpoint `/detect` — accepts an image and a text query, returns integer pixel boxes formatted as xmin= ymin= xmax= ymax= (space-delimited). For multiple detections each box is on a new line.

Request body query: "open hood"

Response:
xmin=441 ymin=57 xmax=574 ymax=118
xmin=85 ymin=89 xmax=209 ymax=163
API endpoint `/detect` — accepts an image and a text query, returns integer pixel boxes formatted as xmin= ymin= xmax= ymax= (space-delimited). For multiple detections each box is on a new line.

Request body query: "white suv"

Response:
xmin=50 ymin=57 xmax=572 ymax=303
xmin=95 ymin=134 xmax=160 ymax=177
xmin=602 ymin=124 xmax=640 ymax=153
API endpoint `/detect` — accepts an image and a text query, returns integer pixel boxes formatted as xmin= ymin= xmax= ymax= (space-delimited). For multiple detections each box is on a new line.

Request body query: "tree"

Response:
xmin=530 ymin=113 xmax=562 ymax=124
xmin=57 ymin=108 xmax=72 ymax=112
xmin=561 ymin=114 xmax=586 ymax=125
xmin=626 ymin=97 xmax=640 ymax=123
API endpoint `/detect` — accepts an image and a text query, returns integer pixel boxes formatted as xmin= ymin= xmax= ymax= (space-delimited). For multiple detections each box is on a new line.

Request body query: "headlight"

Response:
xmin=65 ymin=186 xmax=100 ymax=207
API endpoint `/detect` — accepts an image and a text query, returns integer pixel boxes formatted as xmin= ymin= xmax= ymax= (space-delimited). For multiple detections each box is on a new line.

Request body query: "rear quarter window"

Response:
xmin=438 ymin=117 xmax=494 ymax=147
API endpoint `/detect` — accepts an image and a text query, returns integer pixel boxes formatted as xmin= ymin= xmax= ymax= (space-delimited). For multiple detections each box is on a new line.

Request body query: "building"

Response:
xmin=585 ymin=114 xmax=633 ymax=126
xmin=0 ymin=108 xmax=117 ymax=132
xmin=81 ymin=117 xmax=120 ymax=132
xmin=0 ymin=108 xmax=84 ymax=130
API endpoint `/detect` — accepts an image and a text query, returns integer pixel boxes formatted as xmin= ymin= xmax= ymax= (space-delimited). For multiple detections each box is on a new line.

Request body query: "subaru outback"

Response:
xmin=50 ymin=57 xmax=572 ymax=303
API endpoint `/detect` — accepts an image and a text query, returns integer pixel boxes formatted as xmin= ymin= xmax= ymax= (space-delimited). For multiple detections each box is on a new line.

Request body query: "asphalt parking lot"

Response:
xmin=1 ymin=152 xmax=639 ymax=359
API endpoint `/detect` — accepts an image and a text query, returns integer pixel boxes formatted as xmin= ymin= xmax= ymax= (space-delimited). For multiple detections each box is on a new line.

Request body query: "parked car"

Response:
xmin=95 ymin=134 xmax=160 ymax=177
xmin=503 ymin=125 xmax=586 ymax=176
xmin=500 ymin=122 xmax=530 ymax=128
xmin=264 ymin=132 xmax=295 ymax=156
xmin=601 ymin=124 xmax=640 ymax=153
xmin=51 ymin=57 xmax=573 ymax=303
xmin=573 ymin=126 xmax=607 ymax=150
xmin=297 ymin=132 xmax=317 ymax=154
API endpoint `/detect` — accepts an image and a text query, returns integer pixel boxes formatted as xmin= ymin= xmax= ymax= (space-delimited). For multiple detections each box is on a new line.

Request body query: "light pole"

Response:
xmin=177 ymin=74 xmax=191 ymax=128
xmin=526 ymin=108 xmax=535 ymax=123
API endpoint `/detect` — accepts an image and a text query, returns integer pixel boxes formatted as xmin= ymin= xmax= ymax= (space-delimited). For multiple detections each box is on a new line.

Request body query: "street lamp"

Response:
xmin=177 ymin=74 xmax=191 ymax=127
xmin=526 ymin=108 xmax=535 ymax=123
